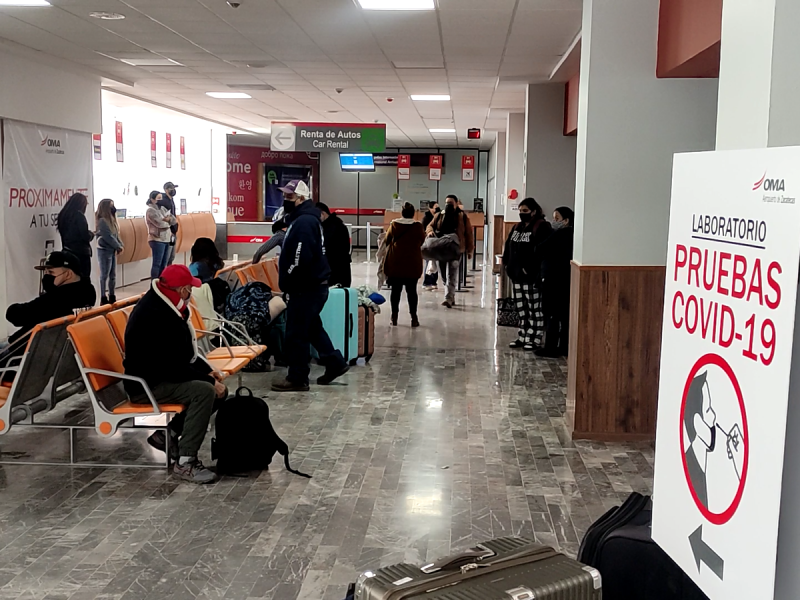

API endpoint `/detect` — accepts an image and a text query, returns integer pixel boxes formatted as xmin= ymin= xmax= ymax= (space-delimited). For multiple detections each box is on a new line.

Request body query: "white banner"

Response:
xmin=652 ymin=147 xmax=800 ymax=600
xmin=2 ymin=120 xmax=93 ymax=309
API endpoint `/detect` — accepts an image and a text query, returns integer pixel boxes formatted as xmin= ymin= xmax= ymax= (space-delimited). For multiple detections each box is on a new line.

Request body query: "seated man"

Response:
xmin=124 ymin=264 xmax=226 ymax=484
xmin=1 ymin=251 xmax=96 ymax=364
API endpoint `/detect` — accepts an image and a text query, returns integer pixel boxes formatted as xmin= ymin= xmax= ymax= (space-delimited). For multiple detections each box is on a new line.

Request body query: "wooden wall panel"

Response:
xmin=567 ymin=262 xmax=666 ymax=441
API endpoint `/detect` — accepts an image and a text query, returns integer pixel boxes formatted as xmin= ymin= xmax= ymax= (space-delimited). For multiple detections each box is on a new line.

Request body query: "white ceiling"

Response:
xmin=0 ymin=0 xmax=582 ymax=149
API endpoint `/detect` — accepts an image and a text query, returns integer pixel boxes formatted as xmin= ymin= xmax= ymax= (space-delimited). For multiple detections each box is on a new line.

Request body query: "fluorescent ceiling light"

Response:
xmin=120 ymin=58 xmax=183 ymax=67
xmin=411 ymin=94 xmax=450 ymax=101
xmin=206 ymin=92 xmax=252 ymax=99
xmin=0 ymin=0 xmax=50 ymax=5
xmin=357 ymin=0 xmax=434 ymax=10
xmin=429 ymin=128 xmax=456 ymax=133
xmin=90 ymin=11 xmax=124 ymax=19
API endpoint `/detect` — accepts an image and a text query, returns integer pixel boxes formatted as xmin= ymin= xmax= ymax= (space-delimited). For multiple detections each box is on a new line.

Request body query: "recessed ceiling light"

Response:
xmin=206 ymin=92 xmax=252 ymax=99
xmin=429 ymin=128 xmax=456 ymax=133
xmin=411 ymin=94 xmax=450 ymax=101
xmin=90 ymin=11 xmax=125 ymax=19
xmin=357 ymin=0 xmax=434 ymax=10
xmin=0 ymin=0 xmax=50 ymax=5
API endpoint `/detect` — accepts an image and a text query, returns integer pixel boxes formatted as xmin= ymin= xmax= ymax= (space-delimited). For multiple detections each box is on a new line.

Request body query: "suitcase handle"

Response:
xmin=420 ymin=546 xmax=495 ymax=573
xmin=349 ymin=313 xmax=354 ymax=337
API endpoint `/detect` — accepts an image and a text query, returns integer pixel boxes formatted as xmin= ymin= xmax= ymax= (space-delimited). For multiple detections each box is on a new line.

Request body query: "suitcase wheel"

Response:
xmin=365 ymin=355 xmax=372 ymax=363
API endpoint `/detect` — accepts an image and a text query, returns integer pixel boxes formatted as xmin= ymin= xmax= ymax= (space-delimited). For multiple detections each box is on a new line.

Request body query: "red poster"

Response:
xmin=150 ymin=131 xmax=157 ymax=168
xmin=227 ymin=146 xmax=258 ymax=221
xmin=166 ymin=133 xmax=172 ymax=168
xmin=397 ymin=153 xmax=411 ymax=181
xmin=92 ymin=134 xmax=101 ymax=160
xmin=180 ymin=136 xmax=186 ymax=170
xmin=115 ymin=121 xmax=123 ymax=162
xmin=429 ymin=154 xmax=442 ymax=181
xmin=461 ymin=154 xmax=475 ymax=181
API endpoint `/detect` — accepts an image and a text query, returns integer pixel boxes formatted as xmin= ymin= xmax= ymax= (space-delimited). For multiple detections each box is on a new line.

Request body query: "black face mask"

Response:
xmin=283 ymin=199 xmax=295 ymax=214
xmin=519 ymin=212 xmax=532 ymax=223
xmin=42 ymin=274 xmax=57 ymax=293
xmin=110 ymin=206 xmax=117 ymax=215
xmin=445 ymin=204 xmax=455 ymax=214
xmin=168 ymin=189 xmax=176 ymax=198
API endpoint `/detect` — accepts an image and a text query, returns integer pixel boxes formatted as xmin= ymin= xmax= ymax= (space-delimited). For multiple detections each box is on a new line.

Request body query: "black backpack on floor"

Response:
xmin=211 ymin=387 xmax=311 ymax=478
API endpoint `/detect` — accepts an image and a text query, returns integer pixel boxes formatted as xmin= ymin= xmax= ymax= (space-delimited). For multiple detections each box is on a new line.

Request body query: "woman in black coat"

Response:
xmin=57 ymin=193 xmax=94 ymax=277
xmin=536 ymin=206 xmax=574 ymax=358
xmin=502 ymin=197 xmax=552 ymax=351
xmin=317 ymin=203 xmax=352 ymax=288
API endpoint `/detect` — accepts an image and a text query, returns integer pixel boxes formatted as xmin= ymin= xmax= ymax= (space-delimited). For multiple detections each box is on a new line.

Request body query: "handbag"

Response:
xmin=421 ymin=233 xmax=461 ymax=262
xmin=496 ymin=297 xmax=520 ymax=328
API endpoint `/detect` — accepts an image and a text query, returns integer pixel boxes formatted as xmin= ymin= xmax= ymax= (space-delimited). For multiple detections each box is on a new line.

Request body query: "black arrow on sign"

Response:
xmin=689 ymin=525 xmax=724 ymax=581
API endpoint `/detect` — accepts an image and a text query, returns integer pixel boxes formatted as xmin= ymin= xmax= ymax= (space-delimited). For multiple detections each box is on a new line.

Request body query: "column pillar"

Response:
xmin=568 ymin=0 xmax=718 ymax=440
xmin=503 ymin=113 xmax=525 ymax=223
xmin=522 ymin=84 xmax=576 ymax=216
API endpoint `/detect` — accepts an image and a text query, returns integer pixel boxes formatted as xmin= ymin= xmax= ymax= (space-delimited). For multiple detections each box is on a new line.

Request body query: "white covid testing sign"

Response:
xmin=653 ymin=147 xmax=800 ymax=600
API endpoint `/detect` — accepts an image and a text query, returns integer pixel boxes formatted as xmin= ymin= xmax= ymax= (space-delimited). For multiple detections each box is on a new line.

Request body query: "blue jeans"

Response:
xmin=97 ymin=247 xmax=117 ymax=300
xmin=285 ymin=287 xmax=346 ymax=385
xmin=149 ymin=241 xmax=170 ymax=279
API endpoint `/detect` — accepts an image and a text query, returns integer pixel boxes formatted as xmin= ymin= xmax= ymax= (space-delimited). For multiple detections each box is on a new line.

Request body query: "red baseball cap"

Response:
xmin=160 ymin=264 xmax=201 ymax=288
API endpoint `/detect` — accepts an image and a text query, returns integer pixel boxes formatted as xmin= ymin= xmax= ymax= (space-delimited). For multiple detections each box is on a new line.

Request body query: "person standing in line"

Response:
xmin=426 ymin=194 xmax=474 ymax=308
xmin=57 ymin=192 xmax=94 ymax=278
xmin=271 ymin=180 xmax=349 ymax=392
xmin=421 ymin=201 xmax=440 ymax=290
xmin=384 ymin=202 xmax=427 ymax=327
xmin=537 ymin=206 xmax=574 ymax=358
xmin=317 ymin=203 xmax=352 ymax=287
xmin=95 ymin=199 xmax=124 ymax=305
xmin=503 ymin=197 xmax=552 ymax=351
xmin=146 ymin=190 xmax=177 ymax=279
xmin=161 ymin=182 xmax=180 ymax=266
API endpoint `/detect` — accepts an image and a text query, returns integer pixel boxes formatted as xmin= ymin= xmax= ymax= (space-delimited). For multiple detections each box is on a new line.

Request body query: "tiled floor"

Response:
xmin=0 ymin=257 xmax=654 ymax=600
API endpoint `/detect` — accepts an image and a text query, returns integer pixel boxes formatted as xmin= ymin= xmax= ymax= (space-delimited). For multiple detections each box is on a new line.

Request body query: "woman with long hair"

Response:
xmin=146 ymin=190 xmax=177 ymax=279
xmin=57 ymin=192 xmax=94 ymax=277
xmin=384 ymin=202 xmax=426 ymax=327
xmin=502 ymin=197 xmax=552 ymax=351
xmin=95 ymin=199 xmax=124 ymax=305
xmin=189 ymin=237 xmax=224 ymax=283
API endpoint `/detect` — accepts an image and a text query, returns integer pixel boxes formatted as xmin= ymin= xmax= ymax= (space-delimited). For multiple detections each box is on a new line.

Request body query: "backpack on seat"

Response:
xmin=211 ymin=387 xmax=310 ymax=478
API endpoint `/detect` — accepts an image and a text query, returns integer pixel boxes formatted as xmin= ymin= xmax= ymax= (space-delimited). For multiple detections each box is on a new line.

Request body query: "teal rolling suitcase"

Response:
xmin=320 ymin=287 xmax=358 ymax=363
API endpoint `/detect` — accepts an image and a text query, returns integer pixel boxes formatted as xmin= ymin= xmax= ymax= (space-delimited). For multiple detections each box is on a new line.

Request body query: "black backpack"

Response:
xmin=211 ymin=387 xmax=310 ymax=478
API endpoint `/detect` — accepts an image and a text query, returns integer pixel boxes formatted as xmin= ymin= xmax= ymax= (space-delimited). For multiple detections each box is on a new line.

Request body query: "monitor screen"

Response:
xmin=340 ymin=153 xmax=375 ymax=172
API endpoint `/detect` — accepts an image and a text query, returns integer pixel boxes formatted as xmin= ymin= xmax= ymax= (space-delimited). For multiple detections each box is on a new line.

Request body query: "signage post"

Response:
xmin=652 ymin=147 xmax=800 ymax=600
xmin=166 ymin=133 xmax=172 ymax=168
xmin=429 ymin=154 xmax=442 ymax=181
xmin=270 ymin=122 xmax=386 ymax=153
xmin=115 ymin=121 xmax=123 ymax=162
xmin=398 ymin=154 xmax=410 ymax=180
xmin=150 ymin=131 xmax=157 ymax=168
xmin=462 ymin=155 xmax=475 ymax=181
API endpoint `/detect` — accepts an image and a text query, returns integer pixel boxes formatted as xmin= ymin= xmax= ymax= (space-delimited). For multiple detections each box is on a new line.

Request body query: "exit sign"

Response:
xmin=467 ymin=128 xmax=481 ymax=139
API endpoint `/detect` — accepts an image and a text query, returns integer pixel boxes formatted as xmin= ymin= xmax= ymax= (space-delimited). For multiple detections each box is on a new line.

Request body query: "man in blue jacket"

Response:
xmin=272 ymin=180 xmax=349 ymax=392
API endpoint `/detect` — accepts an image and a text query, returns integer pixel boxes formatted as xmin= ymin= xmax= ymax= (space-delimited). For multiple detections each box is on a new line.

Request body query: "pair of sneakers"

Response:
xmin=509 ymin=339 xmax=536 ymax=352
xmin=147 ymin=430 xmax=217 ymax=484
xmin=272 ymin=362 xmax=350 ymax=392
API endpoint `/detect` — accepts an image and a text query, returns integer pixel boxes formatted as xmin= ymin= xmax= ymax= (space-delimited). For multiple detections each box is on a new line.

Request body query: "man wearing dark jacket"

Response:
xmin=272 ymin=180 xmax=349 ymax=392
xmin=3 ymin=251 xmax=95 ymax=350
xmin=125 ymin=264 xmax=226 ymax=484
xmin=317 ymin=203 xmax=352 ymax=287
xmin=161 ymin=181 xmax=180 ymax=266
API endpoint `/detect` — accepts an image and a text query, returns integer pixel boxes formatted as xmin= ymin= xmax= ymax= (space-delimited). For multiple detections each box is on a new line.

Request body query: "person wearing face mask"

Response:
xmin=426 ymin=194 xmax=474 ymax=308
xmin=95 ymin=199 xmax=124 ymax=305
xmin=124 ymin=264 xmax=227 ymax=484
xmin=502 ymin=198 xmax=552 ymax=351
xmin=537 ymin=206 xmax=574 ymax=358
xmin=146 ymin=190 xmax=178 ymax=279
xmin=272 ymin=180 xmax=349 ymax=392
xmin=161 ymin=182 xmax=180 ymax=266
xmin=2 ymin=251 xmax=96 ymax=357
xmin=317 ymin=202 xmax=352 ymax=288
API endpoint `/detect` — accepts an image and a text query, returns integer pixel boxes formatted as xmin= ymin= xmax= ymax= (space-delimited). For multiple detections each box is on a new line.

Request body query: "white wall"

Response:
xmin=574 ymin=0 xmax=718 ymax=265
xmin=492 ymin=132 xmax=507 ymax=217
xmin=504 ymin=114 xmax=525 ymax=222
xmin=524 ymin=84 xmax=577 ymax=217
xmin=0 ymin=44 xmax=100 ymax=134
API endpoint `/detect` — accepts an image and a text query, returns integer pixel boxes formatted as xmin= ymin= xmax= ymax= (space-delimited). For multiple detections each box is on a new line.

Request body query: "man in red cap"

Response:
xmin=124 ymin=264 xmax=226 ymax=484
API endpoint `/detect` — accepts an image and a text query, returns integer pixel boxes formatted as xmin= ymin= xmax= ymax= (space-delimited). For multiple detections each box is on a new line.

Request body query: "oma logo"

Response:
xmin=753 ymin=172 xmax=785 ymax=192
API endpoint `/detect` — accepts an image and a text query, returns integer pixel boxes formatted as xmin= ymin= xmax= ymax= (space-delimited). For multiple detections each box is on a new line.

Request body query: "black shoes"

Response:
xmin=271 ymin=378 xmax=310 ymax=392
xmin=317 ymin=363 xmax=349 ymax=385
xmin=147 ymin=429 xmax=180 ymax=460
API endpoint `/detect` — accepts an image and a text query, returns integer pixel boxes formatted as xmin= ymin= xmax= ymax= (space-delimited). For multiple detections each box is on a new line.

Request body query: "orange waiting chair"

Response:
xmin=67 ymin=316 xmax=184 ymax=467
xmin=262 ymin=258 xmax=281 ymax=292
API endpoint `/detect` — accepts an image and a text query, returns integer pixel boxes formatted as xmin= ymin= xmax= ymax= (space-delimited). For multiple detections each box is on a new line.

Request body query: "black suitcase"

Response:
xmin=355 ymin=537 xmax=601 ymax=600
xmin=579 ymin=493 xmax=708 ymax=600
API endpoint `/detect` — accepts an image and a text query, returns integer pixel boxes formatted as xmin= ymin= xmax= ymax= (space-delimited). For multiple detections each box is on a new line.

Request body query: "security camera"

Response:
xmin=227 ymin=1 xmax=241 ymax=7
xmin=386 ymin=97 xmax=394 ymax=103
xmin=335 ymin=88 xmax=344 ymax=94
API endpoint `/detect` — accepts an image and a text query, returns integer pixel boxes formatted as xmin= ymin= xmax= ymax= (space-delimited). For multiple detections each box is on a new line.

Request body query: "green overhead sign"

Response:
xmin=270 ymin=122 xmax=386 ymax=153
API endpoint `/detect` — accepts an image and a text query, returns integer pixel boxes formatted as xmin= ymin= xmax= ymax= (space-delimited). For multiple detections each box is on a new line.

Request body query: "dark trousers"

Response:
xmin=77 ymin=254 xmax=92 ymax=279
xmin=149 ymin=241 xmax=170 ymax=279
xmin=543 ymin=285 xmax=570 ymax=354
xmin=286 ymin=287 xmax=346 ymax=385
xmin=389 ymin=277 xmax=419 ymax=317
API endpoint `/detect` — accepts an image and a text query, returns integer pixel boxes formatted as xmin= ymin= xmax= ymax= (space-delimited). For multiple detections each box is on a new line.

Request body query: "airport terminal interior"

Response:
xmin=0 ymin=0 xmax=793 ymax=598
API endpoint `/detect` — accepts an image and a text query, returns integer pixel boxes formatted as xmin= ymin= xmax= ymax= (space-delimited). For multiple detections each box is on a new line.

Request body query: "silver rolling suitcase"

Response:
xmin=355 ymin=537 xmax=601 ymax=600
